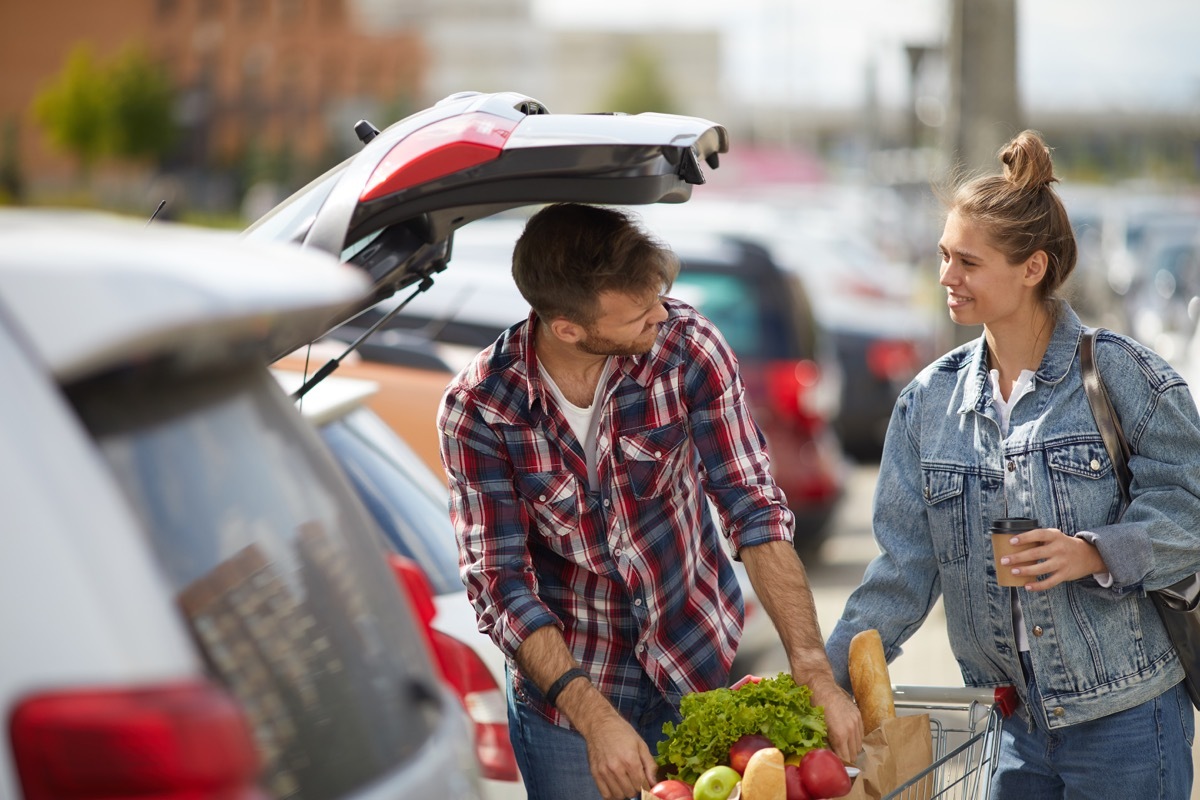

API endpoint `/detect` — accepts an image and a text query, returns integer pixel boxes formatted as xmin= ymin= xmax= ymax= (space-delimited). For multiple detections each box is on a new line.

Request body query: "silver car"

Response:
xmin=0 ymin=211 xmax=483 ymax=800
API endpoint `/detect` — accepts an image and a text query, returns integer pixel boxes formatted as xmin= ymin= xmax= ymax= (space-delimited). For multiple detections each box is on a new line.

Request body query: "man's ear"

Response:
xmin=1023 ymin=250 xmax=1049 ymax=287
xmin=547 ymin=316 xmax=585 ymax=344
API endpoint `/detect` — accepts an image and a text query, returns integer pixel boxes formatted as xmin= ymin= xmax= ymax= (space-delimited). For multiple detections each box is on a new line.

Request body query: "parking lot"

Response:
xmin=735 ymin=463 xmax=961 ymax=687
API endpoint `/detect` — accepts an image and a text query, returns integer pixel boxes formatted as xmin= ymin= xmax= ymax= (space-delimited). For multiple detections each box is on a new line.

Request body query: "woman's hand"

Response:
xmin=1002 ymin=527 xmax=1108 ymax=591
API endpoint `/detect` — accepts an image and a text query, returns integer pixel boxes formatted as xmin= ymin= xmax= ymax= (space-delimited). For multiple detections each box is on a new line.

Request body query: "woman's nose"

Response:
xmin=939 ymin=260 xmax=958 ymax=286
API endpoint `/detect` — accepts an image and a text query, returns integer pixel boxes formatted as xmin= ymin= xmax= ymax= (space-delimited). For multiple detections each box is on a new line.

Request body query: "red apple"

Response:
xmin=784 ymin=763 xmax=812 ymax=800
xmin=650 ymin=779 xmax=694 ymax=800
xmin=729 ymin=733 xmax=774 ymax=775
xmin=800 ymin=748 xmax=853 ymax=798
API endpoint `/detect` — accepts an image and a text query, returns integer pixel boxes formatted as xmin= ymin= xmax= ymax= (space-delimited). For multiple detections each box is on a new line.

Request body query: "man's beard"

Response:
xmin=576 ymin=327 xmax=658 ymax=357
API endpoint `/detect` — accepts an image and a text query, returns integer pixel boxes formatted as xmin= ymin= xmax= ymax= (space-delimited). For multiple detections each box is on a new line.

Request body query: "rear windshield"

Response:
xmin=71 ymin=364 xmax=443 ymax=799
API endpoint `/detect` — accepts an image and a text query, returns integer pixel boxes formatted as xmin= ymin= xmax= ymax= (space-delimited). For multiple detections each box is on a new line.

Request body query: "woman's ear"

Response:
xmin=1023 ymin=250 xmax=1049 ymax=287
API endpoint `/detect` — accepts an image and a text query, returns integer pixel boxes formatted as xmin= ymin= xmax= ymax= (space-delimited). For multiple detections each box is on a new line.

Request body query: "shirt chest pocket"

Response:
xmin=922 ymin=467 xmax=968 ymax=564
xmin=514 ymin=472 xmax=583 ymax=536
xmin=618 ymin=421 xmax=688 ymax=500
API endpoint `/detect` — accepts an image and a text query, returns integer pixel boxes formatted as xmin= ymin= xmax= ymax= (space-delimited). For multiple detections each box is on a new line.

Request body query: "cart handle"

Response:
xmin=892 ymin=685 xmax=1006 ymax=706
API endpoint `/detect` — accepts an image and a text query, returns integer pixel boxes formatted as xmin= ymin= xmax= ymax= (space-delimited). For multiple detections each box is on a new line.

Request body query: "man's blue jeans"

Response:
xmin=990 ymin=651 xmax=1194 ymax=799
xmin=506 ymin=667 xmax=682 ymax=800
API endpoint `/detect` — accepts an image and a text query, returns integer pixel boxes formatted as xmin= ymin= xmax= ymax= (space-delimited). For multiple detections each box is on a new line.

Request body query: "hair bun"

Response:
xmin=1000 ymin=130 xmax=1057 ymax=191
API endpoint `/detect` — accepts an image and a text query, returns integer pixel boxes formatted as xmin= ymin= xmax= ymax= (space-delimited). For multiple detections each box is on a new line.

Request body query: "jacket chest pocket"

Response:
xmin=515 ymin=472 xmax=583 ymax=536
xmin=619 ymin=421 xmax=688 ymax=500
xmin=922 ymin=467 xmax=968 ymax=563
xmin=1046 ymin=441 xmax=1123 ymax=531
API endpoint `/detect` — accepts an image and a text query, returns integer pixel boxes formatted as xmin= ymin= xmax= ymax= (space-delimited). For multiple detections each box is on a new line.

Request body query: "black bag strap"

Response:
xmin=1080 ymin=327 xmax=1133 ymax=505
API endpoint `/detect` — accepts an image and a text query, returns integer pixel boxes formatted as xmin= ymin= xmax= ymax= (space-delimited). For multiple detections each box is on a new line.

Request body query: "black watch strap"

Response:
xmin=545 ymin=667 xmax=590 ymax=707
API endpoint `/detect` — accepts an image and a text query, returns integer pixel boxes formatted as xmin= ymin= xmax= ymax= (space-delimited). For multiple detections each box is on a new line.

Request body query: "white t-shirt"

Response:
xmin=989 ymin=367 xmax=1112 ymax=654
xmin=539 ymin=358 xmax=613 ymax=490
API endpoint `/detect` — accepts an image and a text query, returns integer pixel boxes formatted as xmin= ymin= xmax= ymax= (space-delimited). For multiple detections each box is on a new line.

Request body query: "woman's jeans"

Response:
xmin=506 ymin=667 xmax=682 ymax=800
xmin=991 ymin=651 xmax=1195 ymax=799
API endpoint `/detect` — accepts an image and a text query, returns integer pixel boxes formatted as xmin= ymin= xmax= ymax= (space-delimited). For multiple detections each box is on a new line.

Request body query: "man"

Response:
xmin=438 ymin=203 xmax=862 ymax=800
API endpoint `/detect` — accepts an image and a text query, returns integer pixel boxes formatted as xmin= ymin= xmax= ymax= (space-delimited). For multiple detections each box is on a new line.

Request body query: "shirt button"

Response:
xmin=634 ymin=598 xmax=643 ymax=606
xmin=1033 ymin=625 xmax=1044 ymax=637
xmin=539 ymin=495 xmax=547 ymax=502
xmin=654 ymin=450 xmax=662 ymax=458
xmin=603 ymin=498 xmax=611 ymax=507
xmin=637 ymin=643 xmax=647 ymax=653
xmin=613 ymin=548 xmax=623 ymax=558
xmin=1090 ymin=459 xmax=1101 ymax=471
xmin=1052 ymin=707 xmax=1065 ymax=717
xmin=1006 ymin=461 xmax=1016 ymax=472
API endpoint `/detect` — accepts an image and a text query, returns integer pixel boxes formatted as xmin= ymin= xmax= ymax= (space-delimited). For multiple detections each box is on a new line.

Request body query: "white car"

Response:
xmin=274 ymin=368 xmax=524 ymax=800
xmin=0 ymin=210 xmax=484 ymax=800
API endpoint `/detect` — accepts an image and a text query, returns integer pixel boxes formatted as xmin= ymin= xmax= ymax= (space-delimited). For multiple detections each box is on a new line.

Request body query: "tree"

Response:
xmin=602 ymin=48 xmax=678 ymax=115
xmin=105 ymin=47 xmax=177 ymax=162
xmin=33 ymin=44 xmax=177 ymax=171
xmin=33 ymin=45 xmax=108 ymax=170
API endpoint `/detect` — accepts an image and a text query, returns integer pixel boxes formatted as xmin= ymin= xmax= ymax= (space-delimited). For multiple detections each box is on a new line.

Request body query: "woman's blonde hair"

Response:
xmin=943 ymin=130 xmax=1077 ymax=300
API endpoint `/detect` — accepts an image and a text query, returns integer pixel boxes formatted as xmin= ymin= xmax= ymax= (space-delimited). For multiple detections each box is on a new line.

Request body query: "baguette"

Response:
xmin=848 ymin=628 xmax=895 ymax=734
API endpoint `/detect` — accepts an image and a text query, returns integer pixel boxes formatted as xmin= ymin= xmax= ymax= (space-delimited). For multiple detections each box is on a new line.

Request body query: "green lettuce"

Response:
xmin=655 ymin=673 xmax=828 ymax=784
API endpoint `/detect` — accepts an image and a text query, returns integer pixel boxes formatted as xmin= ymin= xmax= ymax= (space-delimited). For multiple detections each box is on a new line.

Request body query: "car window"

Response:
xmin=670 ymin=271 xmax=763 ymax=357
xmin=71 ymin=364 xmax=442 ymax=800
xmin=318 ymin=407 xmax=462 ymax=596
xmin=242 ymin=165 xmax=344 ymax=245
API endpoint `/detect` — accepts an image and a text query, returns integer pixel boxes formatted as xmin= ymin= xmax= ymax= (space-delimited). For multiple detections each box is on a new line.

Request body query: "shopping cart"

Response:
xmin=882 ymin=685 xmax=1010 ymax=800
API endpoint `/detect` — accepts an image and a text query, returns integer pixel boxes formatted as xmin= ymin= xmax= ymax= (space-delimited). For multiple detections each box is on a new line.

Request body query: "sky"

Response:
xmin=532 ymin=0 xmax=1200 ymax=112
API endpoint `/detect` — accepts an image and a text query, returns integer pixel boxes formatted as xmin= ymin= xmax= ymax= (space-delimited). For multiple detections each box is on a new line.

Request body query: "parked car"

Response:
xmin=328 ymin=214 xmax=846 ymax=553
xmin=273 ymin=369 xmax=523 ymax=800
xmin=0 ymin=209 xmax=483 ymax=800
xmin=279 ymin=342 xmax=456 ymax=486
xmin=632 ymin=198 xmax=938 ymax=462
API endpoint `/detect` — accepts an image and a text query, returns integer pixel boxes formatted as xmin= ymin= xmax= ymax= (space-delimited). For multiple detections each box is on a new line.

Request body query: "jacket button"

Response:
xmin=1052 ymin=707 xmax=1065 ymax=717
xmin=1006 ymin=460 xmax=1016 ymax=472
xmin=1033 ymin=625 xmax=1044 ymax=637
xmin=1090 ymin=459 xmax=1101 ymax=471
xmin=924 ymin=487 xmax=931 ymax=499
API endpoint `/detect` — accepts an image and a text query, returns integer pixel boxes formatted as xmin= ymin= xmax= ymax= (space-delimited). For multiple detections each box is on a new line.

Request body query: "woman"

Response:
xmin=826 ymin=130 xmax=1200 ymax=799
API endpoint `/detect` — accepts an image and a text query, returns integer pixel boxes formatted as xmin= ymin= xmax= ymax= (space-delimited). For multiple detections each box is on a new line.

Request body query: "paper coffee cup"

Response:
xmin=990 ymin=517 xmax=1038 ymax=587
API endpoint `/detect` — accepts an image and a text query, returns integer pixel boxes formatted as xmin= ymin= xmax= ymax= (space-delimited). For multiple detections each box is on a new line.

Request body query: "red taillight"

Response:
xmin=360 ymin=112 xmax=519 ymax=201
xmin=388 ymin=553 xmax=520 ymax=782
xmin=866 ymin=340 xmax=919 ymax=381
xmin=431 ymin=630 xmax=520 ymax=782
xmin=765 ymin=359 xmax=825 ymax=432
xmin=10 ymin=681 xmax=263 ymax=800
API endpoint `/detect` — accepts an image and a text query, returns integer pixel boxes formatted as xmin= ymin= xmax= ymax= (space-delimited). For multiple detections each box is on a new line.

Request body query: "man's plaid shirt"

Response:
xmin=438 ymin=299 xmax=794 ymax=727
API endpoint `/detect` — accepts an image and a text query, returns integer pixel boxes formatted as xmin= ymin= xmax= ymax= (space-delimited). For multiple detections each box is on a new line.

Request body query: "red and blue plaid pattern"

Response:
xmin=438 ymin=299 xmax=794 ymax=726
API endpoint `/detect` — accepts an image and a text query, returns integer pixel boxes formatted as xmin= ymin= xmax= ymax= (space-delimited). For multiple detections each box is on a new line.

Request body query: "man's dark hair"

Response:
xmin=512 ymin=203 xmax=679 ymax=325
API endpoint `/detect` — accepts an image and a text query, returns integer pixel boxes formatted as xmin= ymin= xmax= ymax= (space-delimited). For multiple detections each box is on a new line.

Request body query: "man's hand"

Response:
xmin=741 ymin=541 xmax=864 ymax=759
xmin=572 ymin=696 xmax=658 ymax=800
xmin=807 ymin=676 xmax=864 ymax=762
xmin=516 ymin=627 xmax=658 ymax=797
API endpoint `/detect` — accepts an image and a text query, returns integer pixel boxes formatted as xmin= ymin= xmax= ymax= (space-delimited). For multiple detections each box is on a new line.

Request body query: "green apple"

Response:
xmin=693 ymin=765 xmax=740 ymax=800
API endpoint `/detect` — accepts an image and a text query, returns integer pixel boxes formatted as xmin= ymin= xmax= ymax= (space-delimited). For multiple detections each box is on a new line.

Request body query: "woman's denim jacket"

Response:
xmin=827 ymin=303 xmax=1200 ymax=728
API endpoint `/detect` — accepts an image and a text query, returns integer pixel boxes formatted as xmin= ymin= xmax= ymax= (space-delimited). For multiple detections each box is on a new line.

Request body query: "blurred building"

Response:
xmin=0 ymin=0 xmax=424 ymax=195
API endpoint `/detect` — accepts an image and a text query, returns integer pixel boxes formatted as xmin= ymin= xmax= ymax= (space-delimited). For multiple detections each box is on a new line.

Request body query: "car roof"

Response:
xmin=0 ymin=209 xmax=368 ymax=382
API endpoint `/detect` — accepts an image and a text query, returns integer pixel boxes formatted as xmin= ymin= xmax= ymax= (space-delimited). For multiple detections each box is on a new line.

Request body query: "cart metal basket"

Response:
xmin=883 ymin=685 xmax=1005 ymax=800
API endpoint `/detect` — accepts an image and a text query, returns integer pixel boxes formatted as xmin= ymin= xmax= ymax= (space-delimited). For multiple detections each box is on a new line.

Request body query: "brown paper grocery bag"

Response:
xmin=842 ymin=713 xmax=934 ymax=800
